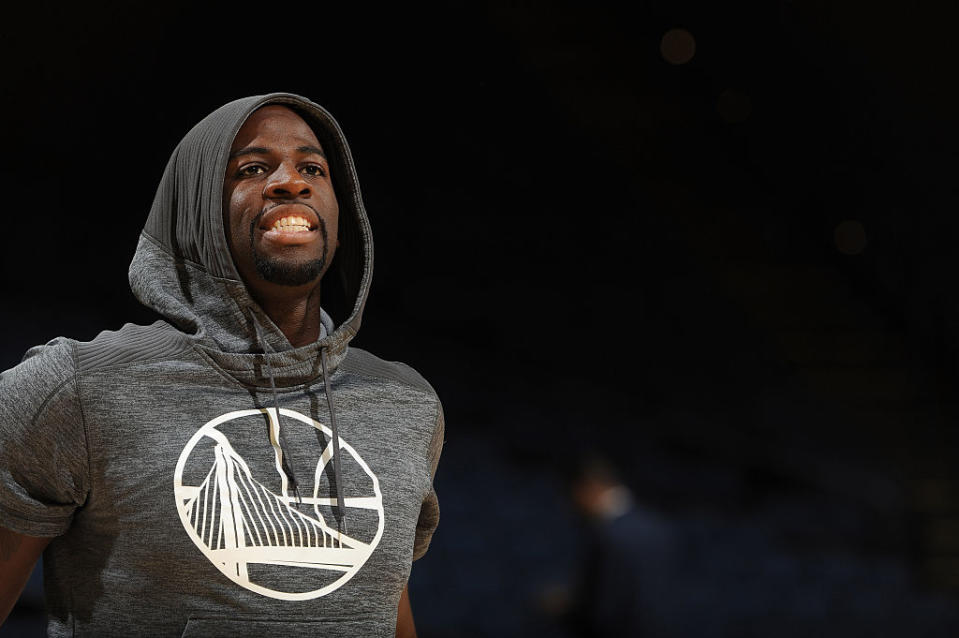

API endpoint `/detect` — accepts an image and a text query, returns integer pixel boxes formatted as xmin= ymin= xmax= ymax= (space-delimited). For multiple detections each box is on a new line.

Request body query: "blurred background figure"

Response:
xmin=562 ymin=454 xmax=680 ymax=638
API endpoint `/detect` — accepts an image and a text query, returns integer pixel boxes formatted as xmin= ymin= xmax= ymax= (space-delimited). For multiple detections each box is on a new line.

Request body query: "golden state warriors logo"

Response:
xmin=173 ymin=408 xmax=384 ymax=600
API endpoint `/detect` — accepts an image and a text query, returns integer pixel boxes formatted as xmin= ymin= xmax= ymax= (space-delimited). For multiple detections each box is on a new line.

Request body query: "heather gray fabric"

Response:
xmin=0 ymin=93 xmax=444 ymax=637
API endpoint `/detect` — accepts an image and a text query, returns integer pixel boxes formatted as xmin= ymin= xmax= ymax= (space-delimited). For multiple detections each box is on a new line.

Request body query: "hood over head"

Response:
xmin=129 ymin=93 xmax=373 ymax=386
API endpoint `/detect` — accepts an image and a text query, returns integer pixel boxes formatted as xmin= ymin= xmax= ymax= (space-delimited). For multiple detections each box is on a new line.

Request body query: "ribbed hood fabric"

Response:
xmin=131 ymin=92 xmax=371 ymax=375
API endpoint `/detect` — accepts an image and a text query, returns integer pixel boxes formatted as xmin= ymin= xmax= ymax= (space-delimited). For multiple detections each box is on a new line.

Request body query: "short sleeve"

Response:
xmin=0 ymin=339 xmax=89 ymax=537
xmin=412 ymin=402 xmax=444 ymax=561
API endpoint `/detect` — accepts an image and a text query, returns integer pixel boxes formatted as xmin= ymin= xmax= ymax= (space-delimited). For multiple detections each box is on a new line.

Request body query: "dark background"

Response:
xmin=2 ymin=1 xmax=958 ymax=636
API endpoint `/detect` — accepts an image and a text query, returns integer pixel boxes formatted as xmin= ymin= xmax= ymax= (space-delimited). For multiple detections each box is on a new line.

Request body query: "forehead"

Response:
xmin=230 ymin=105 xmax=322 ymax=151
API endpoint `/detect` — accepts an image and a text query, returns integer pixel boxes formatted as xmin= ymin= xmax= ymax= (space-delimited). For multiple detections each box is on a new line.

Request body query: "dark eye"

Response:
xmin=238 ymin=164 xmax=266 ymax=177
xmin=301 ymin=165 xmax=326 ymax=177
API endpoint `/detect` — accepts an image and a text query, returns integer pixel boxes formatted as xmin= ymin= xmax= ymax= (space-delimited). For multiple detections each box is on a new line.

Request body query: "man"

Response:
xmin=0 ymin=93 xmax=443 ymax=637
xmin=566 ymin=456 xmax=679 ymax=637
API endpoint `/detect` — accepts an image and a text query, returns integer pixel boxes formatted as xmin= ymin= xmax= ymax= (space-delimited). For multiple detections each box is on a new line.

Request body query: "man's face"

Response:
xmin=223 ymin=105 xmax=339 ymax=290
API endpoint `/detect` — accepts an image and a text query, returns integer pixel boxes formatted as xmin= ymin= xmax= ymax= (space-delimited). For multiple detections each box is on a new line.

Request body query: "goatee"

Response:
xmin=252 ymin=254 xmax=326 ymax=286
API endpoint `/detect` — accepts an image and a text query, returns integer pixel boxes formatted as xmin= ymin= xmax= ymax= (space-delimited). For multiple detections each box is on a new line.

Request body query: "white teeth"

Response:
xmin=270 ymin=216 xmax=311 ymax=232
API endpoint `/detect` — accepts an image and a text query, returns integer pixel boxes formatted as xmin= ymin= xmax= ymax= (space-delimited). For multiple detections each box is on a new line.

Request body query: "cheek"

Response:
xmin=329 ymin=212 xmax=339 ymax=241
xmin=322 ymin=190 xmax=339 ymax=239
xmin=226 ymin=189 xmax=255 ymax=239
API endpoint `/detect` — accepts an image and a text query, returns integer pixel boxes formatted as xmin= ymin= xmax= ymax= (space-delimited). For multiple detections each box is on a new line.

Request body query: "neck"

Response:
xmin=252 ymin=282 xmax=324 ymax=348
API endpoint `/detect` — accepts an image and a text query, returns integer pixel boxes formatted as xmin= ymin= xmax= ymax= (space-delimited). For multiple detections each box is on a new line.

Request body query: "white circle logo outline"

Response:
xmin=173 ymin=408 xmax=384 ymax=600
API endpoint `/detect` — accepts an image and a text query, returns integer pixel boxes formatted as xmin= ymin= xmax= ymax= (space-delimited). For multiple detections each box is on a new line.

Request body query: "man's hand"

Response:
xmin=0 ymin=527 xmax=50 ymax=625
xmin=395 ymin=583 xmax=418 ymax=638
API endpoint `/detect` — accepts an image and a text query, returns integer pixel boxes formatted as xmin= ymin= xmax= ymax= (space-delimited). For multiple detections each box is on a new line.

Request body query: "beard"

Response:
xmin=249 ymin=215 xmax=329 ymax=287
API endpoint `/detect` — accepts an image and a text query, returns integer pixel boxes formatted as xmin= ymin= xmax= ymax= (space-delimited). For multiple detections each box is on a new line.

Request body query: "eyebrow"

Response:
xmin=228 ymin=146 xmax=269 ymax=160
xmin=228 ymin=145 xmax=327 ymax=160
xmin=296 ymin=145 xmax=327 ymax=159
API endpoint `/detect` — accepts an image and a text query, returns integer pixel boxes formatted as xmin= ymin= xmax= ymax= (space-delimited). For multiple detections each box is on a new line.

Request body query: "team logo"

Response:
xmin=173 ymin=408 xmax=384 ymax=600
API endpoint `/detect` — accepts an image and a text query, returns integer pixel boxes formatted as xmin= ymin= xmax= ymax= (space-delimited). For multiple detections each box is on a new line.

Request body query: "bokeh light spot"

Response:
xmin=834 ymin=220 xmax=867 ymax=255
xmin=660 ymin=28 xmax=696 ymax=65
xmin=718 ymin=89 xmax=752 ymax=123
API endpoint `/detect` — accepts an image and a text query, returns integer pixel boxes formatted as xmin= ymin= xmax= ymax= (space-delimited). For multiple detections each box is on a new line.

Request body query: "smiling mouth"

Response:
xmin=256 ymin=203 xmax=321 ymax=241
xmin=268 ymin=215 xmax=316 ymax=233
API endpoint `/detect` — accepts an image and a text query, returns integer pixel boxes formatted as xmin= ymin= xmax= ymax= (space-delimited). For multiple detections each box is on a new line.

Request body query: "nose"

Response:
xmin=264 ymin=162 xmax=311 ymax=199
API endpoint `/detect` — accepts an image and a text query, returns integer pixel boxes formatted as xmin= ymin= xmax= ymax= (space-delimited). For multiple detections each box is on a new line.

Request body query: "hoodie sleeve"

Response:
xmin=412 ymin=402 xmax=444 ymax=561
xmin=0 ymin=339 xmax=89 ymax=537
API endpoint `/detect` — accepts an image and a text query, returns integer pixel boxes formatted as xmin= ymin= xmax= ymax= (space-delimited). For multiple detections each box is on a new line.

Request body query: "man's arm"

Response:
xmin=0 ymin=527 xmax=50 ymax=625
xmin=395 ymin=583 xmax=418 ymax=638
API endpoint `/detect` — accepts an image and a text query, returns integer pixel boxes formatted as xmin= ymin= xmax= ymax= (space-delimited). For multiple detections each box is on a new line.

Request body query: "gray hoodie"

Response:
xmin=0 ymin=93 xmax=444 ymax=637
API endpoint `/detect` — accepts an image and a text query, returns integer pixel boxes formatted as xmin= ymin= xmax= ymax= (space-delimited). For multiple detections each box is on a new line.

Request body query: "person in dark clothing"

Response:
xmin=567 ymin=456 xmax=679 ymax=637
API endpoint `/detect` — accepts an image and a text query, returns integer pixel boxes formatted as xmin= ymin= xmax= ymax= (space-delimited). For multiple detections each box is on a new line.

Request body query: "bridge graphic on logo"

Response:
xmin=174 ymin=408 xmax=384 ymax=600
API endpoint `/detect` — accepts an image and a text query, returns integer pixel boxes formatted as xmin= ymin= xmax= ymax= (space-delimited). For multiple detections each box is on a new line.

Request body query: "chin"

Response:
xmin=253 ymin=256 xmax=326 ymax=287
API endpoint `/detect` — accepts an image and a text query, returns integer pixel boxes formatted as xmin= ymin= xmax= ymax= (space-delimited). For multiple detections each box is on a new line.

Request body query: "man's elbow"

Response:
xmin=0 ymin=527 xmax=50 ymax=626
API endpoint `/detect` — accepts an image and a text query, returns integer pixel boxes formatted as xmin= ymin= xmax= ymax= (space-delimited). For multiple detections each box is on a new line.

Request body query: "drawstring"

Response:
xmin=249 ymin=310 xmax=346 ymax=533
xmin=250 ymin=313 xmax=302 ymax=505
xmin=321 ymin=346 xmax=348 ymax=533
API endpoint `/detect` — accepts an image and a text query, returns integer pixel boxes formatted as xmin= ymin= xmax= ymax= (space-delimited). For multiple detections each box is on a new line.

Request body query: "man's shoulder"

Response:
xmin=4 ymin=336 xmax=77 ymax=384
xmin=340 ymin=347 xmax=438 ymax=398
xmin=73 ymin=319 xmax=193 ymax=373
xmin=0 ymin=337 xmax=79 ymax=419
